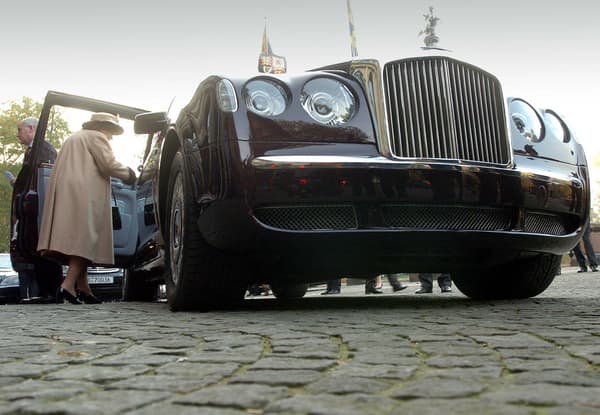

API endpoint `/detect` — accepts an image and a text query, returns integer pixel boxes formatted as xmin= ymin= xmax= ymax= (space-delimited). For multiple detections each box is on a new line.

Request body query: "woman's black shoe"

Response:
xmin=365 ymin=281 xmax=384 ymax=294
xmin=78 ymin=291 xmax=102 ymax=304
xmin=56 ymin=288 xmax=82 ymax=304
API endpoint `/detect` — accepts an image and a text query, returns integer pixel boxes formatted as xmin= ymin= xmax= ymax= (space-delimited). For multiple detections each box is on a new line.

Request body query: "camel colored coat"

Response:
xmin=37 ymin=129 xmax=132 ymax=265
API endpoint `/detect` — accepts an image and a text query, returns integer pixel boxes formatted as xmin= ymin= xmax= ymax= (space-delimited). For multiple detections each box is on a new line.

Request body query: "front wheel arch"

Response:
xmin=158 ymin=131 xmax=182 ymax=237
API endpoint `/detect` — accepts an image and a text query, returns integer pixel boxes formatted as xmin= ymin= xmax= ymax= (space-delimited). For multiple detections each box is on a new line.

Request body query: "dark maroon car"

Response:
xmin=12 ymin=53 xmax=589 ymax=310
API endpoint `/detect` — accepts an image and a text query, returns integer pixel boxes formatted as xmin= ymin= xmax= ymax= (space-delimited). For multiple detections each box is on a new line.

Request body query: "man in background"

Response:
xmin=10 ymin=117 xmax=62 ymax=303
xmin=573 ymin=222 xmax=598 ymax=273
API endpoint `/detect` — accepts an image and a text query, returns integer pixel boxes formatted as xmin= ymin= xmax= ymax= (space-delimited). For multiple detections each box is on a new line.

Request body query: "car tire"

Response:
xmin=270 ymin=282 xmax=309 ymax=300
xmin=164 ymin=152 xmax=245 ymax=311
xmin=122 ymin=269 xmax=157 ymax=302
xmin=452 ymin=254 xmax=561 ymax=300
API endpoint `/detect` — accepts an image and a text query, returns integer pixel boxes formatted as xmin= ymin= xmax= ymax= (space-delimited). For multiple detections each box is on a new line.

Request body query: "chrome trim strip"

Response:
xmin=345 ymin=60 xmax=392 ymax=156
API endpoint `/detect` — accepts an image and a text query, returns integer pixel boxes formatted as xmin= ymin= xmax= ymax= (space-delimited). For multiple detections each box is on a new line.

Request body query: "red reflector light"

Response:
xmin=298 ymin=178 xmax=309 ymax=185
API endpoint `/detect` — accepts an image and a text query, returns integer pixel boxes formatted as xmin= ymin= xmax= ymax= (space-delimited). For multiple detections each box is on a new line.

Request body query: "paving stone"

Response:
xmin=425 ymin=354 xmax=501 ymax=369
xmin=306 ymin=376 xmax=390 ymax=395
xmin=265 ymin=393 xmax=399 ymax=415
xmin=390 ymin=377 xmax=487 ymax=399
xmin=174 ymin=384 xmax=289 ymax=409
xmin=109 ymin=374 xmax=222 ymax=393
xmin=332 ymin=362 xmax=417 ymax=380
xmin=15 ymin=389 xmax=171 ymax=415
xmin=155 ymin=361 xmax=240 ymax=378
xmin=503 ymin=356 xmax=589 ymax=372
xmin=45 ymin=364 xmax=150 ymax=382
xmin=395 ymin=398 xmax=532 ymax=415
xmin=423 ymin=366 xmax=503 ymax=380
xmin=0 ymin=377 xmax=23 ymax=388
xmin=231 ymin=369 xmax=323 ymax=386
xmin=0 ymin=362 xmax=66 ymax=378
xmin=564 ymin=344 xmax=600 ymax=365
xmin=249 ymin=357 xmax=336 ymax=371
xmin=512 ymin=370 xmax=600 ymax=387
xmin=470 ymin=333 xmax=552 ymax=349
xmin=0 ymin=379 xmax=96 ymax=401
xmin=127 ymin=403 xmax=248 ymax=415
xmin=482 ymin=383 xmax=600 ymax=406
xmin=186 ymin=346 xmax=262 ymax=363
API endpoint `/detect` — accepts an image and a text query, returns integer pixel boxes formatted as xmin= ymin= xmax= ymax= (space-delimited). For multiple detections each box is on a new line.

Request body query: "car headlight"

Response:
xmin=509 ymin=99 xmax=544 ymax=142
xmin=216 ymin=79 xmax=238 ymax=112
xmin=300 ymin=78 xmax=356 ymax=126
xmin=543 ymin=109 xmax=570 ymax=143
xmin=243 ymin=79 xmax=289 ymax=117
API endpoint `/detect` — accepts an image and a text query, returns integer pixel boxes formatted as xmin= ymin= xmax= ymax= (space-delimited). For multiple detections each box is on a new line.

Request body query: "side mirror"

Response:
xmin=134 ymin=112 xmax=169 ymax=134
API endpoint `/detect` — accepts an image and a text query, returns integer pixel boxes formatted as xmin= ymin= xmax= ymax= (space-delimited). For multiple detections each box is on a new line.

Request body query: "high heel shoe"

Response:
xmin=77 ymin=291 xmax=102 ymax=304
xmin=365 ymin=281 xmax=384 ymax=294
xmin=56 ymin=288 xmax=82 ymax=304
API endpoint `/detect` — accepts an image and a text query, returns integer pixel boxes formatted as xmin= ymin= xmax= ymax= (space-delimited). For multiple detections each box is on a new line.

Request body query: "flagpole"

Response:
xmin=347 ymin=0 xmax=358 ymax=57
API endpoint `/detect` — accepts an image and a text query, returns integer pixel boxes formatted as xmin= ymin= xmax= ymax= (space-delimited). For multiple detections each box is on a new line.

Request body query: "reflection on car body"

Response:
xmin=11 ymin=52 xmax=589 ymax=311
xmin=0 ymin=253 xmax=19 ymax=304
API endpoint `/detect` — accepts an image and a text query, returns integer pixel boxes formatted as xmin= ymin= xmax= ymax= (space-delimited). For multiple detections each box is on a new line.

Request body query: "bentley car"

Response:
xmin=11 ymin=53 xmax=589 ymax=310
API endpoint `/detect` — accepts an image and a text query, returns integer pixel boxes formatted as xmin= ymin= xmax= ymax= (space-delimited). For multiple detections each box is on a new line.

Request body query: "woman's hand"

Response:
xmin=124 ymin=167 xmax=137 ymax=185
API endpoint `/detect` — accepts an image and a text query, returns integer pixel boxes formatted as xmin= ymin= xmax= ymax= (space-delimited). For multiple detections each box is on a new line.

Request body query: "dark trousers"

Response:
xmin=18 ymin=269 xmax=39 ymax=299
xmin=326 ymin=279 xmax=342 ymax=291
xmin=419 ymin=273 xmax=452 ymax=291
xmin=34 ymin=258 xmax=63 ymax=298
xmin=385 ymin=274 xmax=402 ymax=288
xmin=573 ymin=224 xmax=597 ymax=269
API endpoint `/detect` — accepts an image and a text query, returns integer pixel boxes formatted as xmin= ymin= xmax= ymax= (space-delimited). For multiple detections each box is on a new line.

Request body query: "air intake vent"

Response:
xmin=523 ymin=212 xmax=568 ymax=236
xmin=382 ymin=205 xmax=511 ymax=231
xmin=254 ymin=205 xmax=358 ymax=231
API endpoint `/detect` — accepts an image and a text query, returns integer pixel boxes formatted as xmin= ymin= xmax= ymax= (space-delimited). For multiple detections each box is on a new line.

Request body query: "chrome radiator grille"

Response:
xmin=383 ymin=57 xmax=510 ymax=164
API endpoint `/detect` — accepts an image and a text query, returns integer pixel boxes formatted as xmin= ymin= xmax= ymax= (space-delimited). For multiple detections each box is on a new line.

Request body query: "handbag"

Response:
xmin=111 ymin=191 xmax=122 ymax=230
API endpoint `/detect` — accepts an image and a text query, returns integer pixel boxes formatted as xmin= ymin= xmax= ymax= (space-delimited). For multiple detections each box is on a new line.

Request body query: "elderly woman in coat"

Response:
xmin=37 ymin=112 xmax=136 ymax=304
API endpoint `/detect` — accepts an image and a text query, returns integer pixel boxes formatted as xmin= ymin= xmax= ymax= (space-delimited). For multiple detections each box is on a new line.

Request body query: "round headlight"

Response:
xmin=509 ymin=99 xmax=543 ymax=142
xmin=300 ymin=78 xmax=356 ymax=125
xmin=543 ymin=110 xmax=570 ymax=143
xmin=243 ymin=79 xmax=288 ymax=117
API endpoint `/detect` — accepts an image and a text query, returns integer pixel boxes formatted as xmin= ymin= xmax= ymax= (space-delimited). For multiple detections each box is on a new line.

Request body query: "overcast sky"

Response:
xmin=2 ymin=0 xmax=599 ymax=161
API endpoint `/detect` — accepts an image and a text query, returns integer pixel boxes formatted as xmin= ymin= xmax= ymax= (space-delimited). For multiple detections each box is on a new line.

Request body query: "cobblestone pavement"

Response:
xmin=0 ymin=267 xmax=599 ymax=414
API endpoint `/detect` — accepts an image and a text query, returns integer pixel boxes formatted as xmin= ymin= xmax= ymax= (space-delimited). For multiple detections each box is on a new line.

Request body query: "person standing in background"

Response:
xmin=573 ymin=222 xmax=598 ymax=272
xmin=415 ymin=273 xmax=452 ymax=294
xmin=10 ymin=117 xmax=61 ymax=303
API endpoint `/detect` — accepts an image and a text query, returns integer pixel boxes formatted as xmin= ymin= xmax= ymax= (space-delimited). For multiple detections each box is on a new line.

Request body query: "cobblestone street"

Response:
xmin=0 ymin=267 xmax=599 ymax=414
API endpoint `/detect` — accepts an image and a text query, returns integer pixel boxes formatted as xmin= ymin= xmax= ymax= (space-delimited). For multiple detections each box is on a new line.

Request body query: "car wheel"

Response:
xmin=164 ymin=152 xmax=245 ymax=311
xmin=122 ymin=269 xmax=157 ymax=301
xmin=452 ymin=254 xmax=561 ymax=300
xmin=270 ymin=282 xmax=309 ymax=300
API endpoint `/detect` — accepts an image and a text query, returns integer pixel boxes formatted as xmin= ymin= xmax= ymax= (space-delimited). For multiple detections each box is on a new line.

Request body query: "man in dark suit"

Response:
xmin=12 ymin=117 xmax=62 ymax=303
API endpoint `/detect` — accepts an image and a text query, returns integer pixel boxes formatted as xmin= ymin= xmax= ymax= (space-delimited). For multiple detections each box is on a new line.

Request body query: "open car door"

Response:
xmin=10 ymin=91 xmax=150 ymax=270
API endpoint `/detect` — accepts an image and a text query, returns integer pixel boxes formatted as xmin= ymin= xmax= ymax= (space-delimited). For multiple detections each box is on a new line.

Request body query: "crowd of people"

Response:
xmin=319 ymin=273 xmax=451 ymax=296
